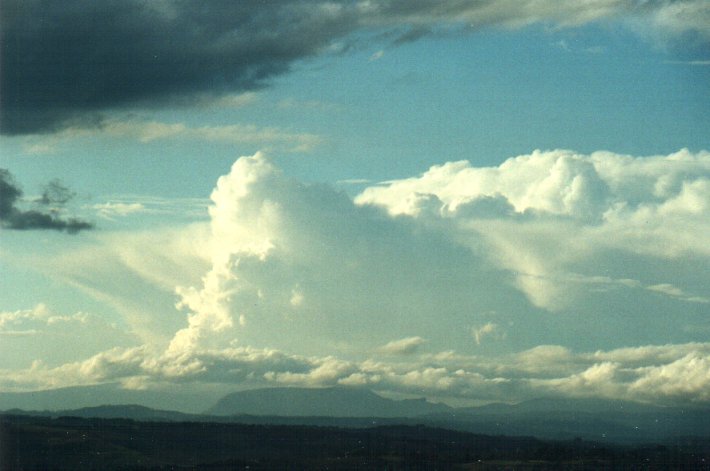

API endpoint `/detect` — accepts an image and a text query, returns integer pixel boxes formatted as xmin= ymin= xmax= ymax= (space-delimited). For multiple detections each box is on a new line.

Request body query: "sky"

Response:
xmin=1 ymin=0 xmax=709 ymax=410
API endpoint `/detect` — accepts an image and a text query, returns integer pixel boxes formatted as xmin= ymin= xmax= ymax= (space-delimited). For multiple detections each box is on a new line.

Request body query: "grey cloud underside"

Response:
xmin=0 ymin=169 xmax=93 ymax=233
xmin=0 ymin=0 xmax=359 ymax=134
xmin=3 ymin=0 xmax=708 ymax=135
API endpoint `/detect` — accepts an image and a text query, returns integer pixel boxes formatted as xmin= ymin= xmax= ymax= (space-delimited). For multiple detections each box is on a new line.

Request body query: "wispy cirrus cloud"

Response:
xmin=89 ymin=196 xmax=210 ymax=221
xmin=20 ymin=119 xmax=323 ymax=153
xmin=101 ymin=120 xmax=323 ymax=152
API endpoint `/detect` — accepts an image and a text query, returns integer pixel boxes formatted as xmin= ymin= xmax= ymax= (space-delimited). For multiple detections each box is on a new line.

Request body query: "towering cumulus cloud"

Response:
xmin=168 ymin=152 xmax=530 ymax=356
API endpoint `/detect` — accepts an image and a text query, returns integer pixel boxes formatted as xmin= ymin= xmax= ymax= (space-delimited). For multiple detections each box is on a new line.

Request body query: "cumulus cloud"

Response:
xmin=357 ymin=149 xmax=710 ymax=311
xmin=3 ymin=0 xmax=708 ymax=134
xmin=5 ymin=339 xmax=710 ymax=406
xmin=166 ymin=152 xmax=531 ymax=357
xmin=0 ymin=169 xmax=93 ymax=233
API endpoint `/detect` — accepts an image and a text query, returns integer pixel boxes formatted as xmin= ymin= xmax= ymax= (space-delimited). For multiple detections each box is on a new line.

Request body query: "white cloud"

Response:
xmin=644 ymin=1 xmax=710 ymax=41
xmin=166 ymin=152 xmax=524 ymax=357
xmin=92 ymin=202 xmax=147 ymax=219
xmin=647 ymin=283 xmax=709 ymax=304
xmin=471 ymin=322 xmax=504 ymax=345
xmin=7 ymin=340 xmax=709 ymax=406
xmin=209 ymin=92 xmax=259 ymax=109
xmin=20 ymin=118 xmax=323 ymax=154
xmin=101 ymin=120 xmax=323 ymax=152
xmin=356 ymin=149 xmax=710 ymax=311
xmin=0 ymin=304 xmax=137 ymax=368
xmin=379 ymin=336 xmax=427 ymax=355
xmin=36 ymin=225 xmax=212 ymax=344
xmin=369 ymin=50 xmax=385 ymax=61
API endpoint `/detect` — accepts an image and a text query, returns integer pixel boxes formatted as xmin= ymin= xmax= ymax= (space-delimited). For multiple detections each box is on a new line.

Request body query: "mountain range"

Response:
xmin=206 ymin=386 xmax=452 ymax=417
xmin=2 ymin=385 xmax=709 ymax=444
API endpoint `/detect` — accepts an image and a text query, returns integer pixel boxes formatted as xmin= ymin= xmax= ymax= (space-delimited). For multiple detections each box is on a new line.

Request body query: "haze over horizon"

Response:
xmin=1 ymin=0 xmax=709 ymax=410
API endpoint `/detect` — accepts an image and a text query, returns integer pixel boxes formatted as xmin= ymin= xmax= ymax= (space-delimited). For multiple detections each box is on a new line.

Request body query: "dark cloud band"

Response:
xmin=2 ymin=0 xmax=707 ymax=135
xmin=0 ymin=0 xmax=358 ymax=134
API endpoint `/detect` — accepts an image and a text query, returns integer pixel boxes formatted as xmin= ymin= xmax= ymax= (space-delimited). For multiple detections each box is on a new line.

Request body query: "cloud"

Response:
xmin=646 ymin=283 xmax=709 ymax=304
xmin=19 ymin=117 xmax=324 ymax=155
xmin=643 ymin=0 xmax=710 ymax=41
xmin=8 ymin=150 xmax=709 ymax=406
xmin=0 ymin=169 xmax=94 ymax=233
xmin=165 ymin=152 xmax=530 ymax=357
xmin=92 ymin=202 xmax=147 ymax=220
xmin=3 ymin=0 xmax=708 ymax=134
xmin=89 ymin=196 xmax=210 ymax=221
xmin=5 ymin=339 xmax=710 ymax=406
xmin=0 ymin=0 xmax=359 ymax=134
xmin=40 ymin=225 xmax=212 ymax=344
xmin=356 ymin=148 xmax=710 ymax=311
xmin=0 ymin=304 xmax=136 ymax=368
xmin=369 ymin=49 xmax=386 ymax=61
xmin=472 ymin=322 xmax=504 ymax=345
xmin=379 ymin=336 xmax=427 ymax=355
xmin=532 ymin=352 xmax=710 ymax=405
xmin=100 ymin=119 xmax=323 ymax=152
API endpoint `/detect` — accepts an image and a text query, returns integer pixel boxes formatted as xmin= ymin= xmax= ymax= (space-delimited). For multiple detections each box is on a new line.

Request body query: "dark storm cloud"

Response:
xmin=0 ymin=169 xmax=93 ymax=233
xmin=2 ymin=0 xmax=707 ymax=135
xmin=0 ymin=0 xmax=360 ymax=134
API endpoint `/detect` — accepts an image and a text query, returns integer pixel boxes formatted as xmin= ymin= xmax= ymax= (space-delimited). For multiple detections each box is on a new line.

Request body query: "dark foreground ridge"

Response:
xmin=2 ymin=414 xmax=709 ymax=470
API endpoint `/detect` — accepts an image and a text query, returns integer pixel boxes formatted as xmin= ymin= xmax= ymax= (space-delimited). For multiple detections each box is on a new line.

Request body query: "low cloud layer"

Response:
xmin=3 ymin=0 xmax=708 ymax=134
xmin=0 ymin=169 xmax=93 ymax=233
xmin=3 ymin=340 xmax=709 ymax=406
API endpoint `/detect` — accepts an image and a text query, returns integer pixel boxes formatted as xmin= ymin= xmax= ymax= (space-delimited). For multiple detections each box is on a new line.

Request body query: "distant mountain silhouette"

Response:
xmin=206 ymin=386 xmax=452 ymax=417
xmin=56 ymin=404 xmax=197 ymax=421
xmin=3 ymin=385 xmax=710 ymax=444
xmin=0 ymin=383 xmax=223 ymax=413
xmin=1 ymin=404 xmax=202 ymax=422
xmin=458 ymin=397 xmax=666 ymax=415
xmin=428 ymin=397 xmax=710 ymax=443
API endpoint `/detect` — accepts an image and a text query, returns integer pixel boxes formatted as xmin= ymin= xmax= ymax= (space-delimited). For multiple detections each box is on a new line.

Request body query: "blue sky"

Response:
xmin=1 ymin=1 xmax=709 ymax=409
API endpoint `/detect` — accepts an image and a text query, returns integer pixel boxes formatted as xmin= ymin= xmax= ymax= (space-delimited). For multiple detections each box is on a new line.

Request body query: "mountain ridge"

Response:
xmin=3 ymin=385 xmax=710 ymax=444
xmin=206 ymin=386 xmax=453 ymax=417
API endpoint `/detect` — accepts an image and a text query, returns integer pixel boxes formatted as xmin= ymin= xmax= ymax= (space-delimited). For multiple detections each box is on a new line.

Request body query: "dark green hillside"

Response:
xmin=2 ymin=414 xmax=708 ymax=470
